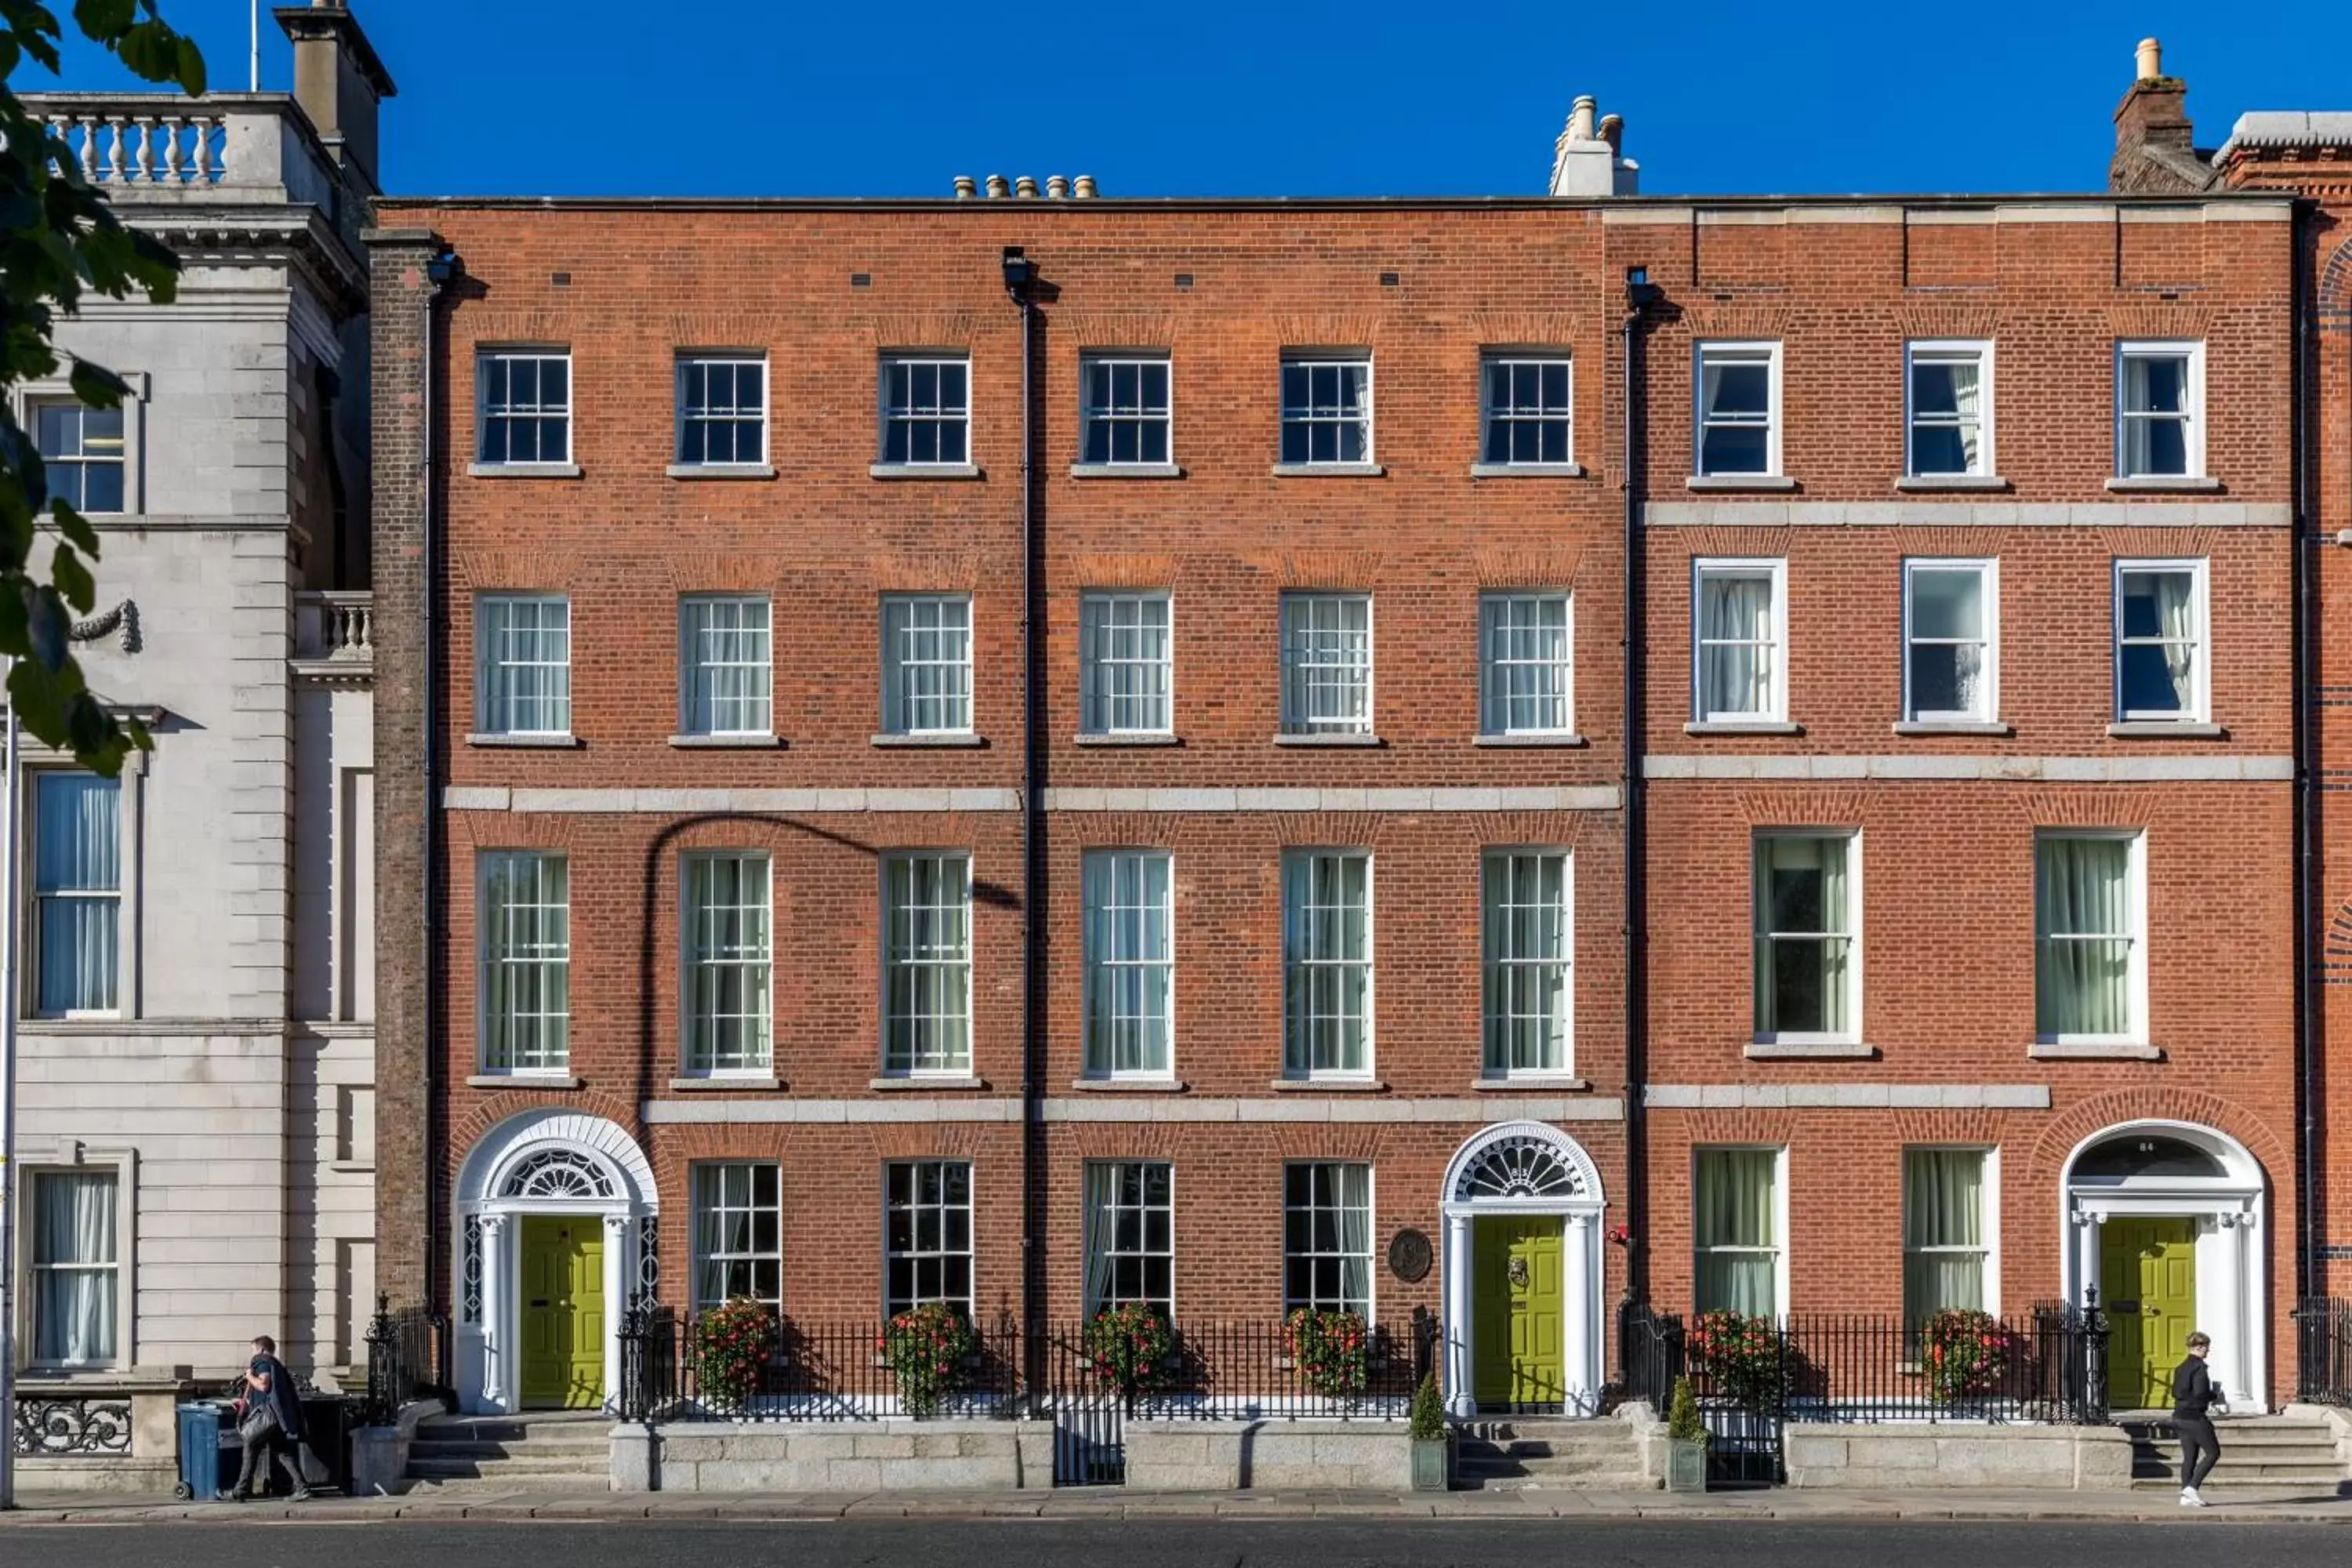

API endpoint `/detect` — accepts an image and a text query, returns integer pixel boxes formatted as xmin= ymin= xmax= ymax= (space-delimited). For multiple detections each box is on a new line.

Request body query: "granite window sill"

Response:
xmin=670 ymin=733 xmax=786 ymax=749
xmin=1068 ymin=1078 xmax=1189 ymax=1093
xmin=871 ymin=731 xmax=986 ymax=748
xmin=466 ymin=733 xmax=583 ymax=749
xmin=2028 ymin=1041 xmax=2165 ymax=1061
xmin=1475 ymin=732 xmax=1588 ymax=748
xmin=1895 ymin=474 xmax=2010 ymax=492
xmin=1069 ymin=463 xmax=1183 ymax=479
xmin=870 ymin=463 xmax=983 ymax=481
xmin=1272 ymin=731 xmax=1383 ymax=747
xmin=1746 ymin=1041 xmax=1876 ymax=1060
xmin=1686 ymin=474 xmax=1798 ymax=492
xmin=1893 ymin=720 xmax=2013 ymax=736
xmin=1472 ymin=1076 xmax=1592 ymax=1092
xmin=1271 ymin=463 xmax=1385 ymax=478
xmin=1267 ymin=1078 xmax=1388 ymax=1093
xmin=2107 ymin=721 xmax=2224 ymax=739
xmin=870 ymin=1075 xmax=989 ymax=1091
xmin=1074 ymin=732 xmax=1181 ymax=747
xmin=1685 ymin=720 xmax=1802 ymax=736
xmin=467 ymin=1073 xmax=584 ymax=1091
xmin=2105 ymin=475 xmax=2222 ymax=494
xmin=666 ymin=463 xmax=776 ymax=481
xmin=1469 ymin=462 xmax=1585 ymax=479
xmin=468 ymin=462 xmax=582 ymax=480
xmin=667 ymin=1075 xmax=785 ymax=1091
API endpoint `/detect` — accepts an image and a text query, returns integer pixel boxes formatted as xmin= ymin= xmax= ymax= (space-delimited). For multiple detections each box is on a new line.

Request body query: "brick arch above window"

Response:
xmin=2321 ymin=234 xmax=2352 ymax=316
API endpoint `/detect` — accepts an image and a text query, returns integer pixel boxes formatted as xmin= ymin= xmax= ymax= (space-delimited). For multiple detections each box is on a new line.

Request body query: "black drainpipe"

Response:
xmin=2292 ymin=200 xmax=2318 ymax=1312
xmin=420 ymin=249 xmax=455 ymax=1362
xmin=1621 ymin=267 xmax=1662 ymax=1349
xmin=1002 ymin=245 xmax=1045 ymax=1385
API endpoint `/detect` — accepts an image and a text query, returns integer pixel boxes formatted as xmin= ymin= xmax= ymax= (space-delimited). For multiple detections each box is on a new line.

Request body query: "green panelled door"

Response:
xmin=519 ymin=1216 xmax=606 ymax=1410
xmin=2100 ymin=1218 xmax=2198 ymax=1410
xmin=1472 ymin=1217 xmax=1566 ymax=1410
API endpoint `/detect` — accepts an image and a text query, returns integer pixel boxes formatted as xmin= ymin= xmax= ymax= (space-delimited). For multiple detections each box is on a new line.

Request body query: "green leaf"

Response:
xmin=172 ymin=33 xmax=204 ymax=96
xmin=67 ymin=358 xmax=127 ymax=410
xmin=49 ymin=541 xmax=93 ymax=614
xmin=49 ymin=498 xmax=100 ymax=556
xmin=114 ymin=18 xmax=176 ymax=82
xmin=73 ymin=0 xmax=136 ymax=39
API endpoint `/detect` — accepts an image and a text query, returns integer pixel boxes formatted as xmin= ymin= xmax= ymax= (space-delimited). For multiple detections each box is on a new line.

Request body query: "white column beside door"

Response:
xmin=602 ymin=1214 xmax=630 ymax=1411
xmin=477 ymin=1214 xmax=509 ymax=1414
xmin=1443 ymin=1211 xmax=1474 ymax=1417
xmin=1563 ymin=1214 xmax=1595 ymax=1417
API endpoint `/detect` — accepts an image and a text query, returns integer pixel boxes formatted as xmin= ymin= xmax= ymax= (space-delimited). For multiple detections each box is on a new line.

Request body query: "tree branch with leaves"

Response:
xmin=2 ymin=0 xmax=204 ymax=774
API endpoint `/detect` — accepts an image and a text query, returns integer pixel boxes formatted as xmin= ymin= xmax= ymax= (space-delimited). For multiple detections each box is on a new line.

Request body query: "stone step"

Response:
xmin=406 ymin=1454 xmax=609 ymax=1481
xmin=395 ymin=1475 xmax=617 ymax=1496
xmin=1465 ymin=1472 xmax=1656 ymax=1492
xmin=408 ymin=1438 xmax=615 ymax=1462
xmin=2131 ymin=1476 xmax=2351 ymax=1494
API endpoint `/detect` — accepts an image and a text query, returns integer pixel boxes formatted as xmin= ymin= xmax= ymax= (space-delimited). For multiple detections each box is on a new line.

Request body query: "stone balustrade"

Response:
xmin=17 ymin=94 xmax=342 ymax=212
xmin=298 ymin=590 xmax=374 ymax=662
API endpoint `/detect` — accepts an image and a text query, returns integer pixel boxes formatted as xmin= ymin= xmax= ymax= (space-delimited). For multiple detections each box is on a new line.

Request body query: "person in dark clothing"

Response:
xmin=2172 ymin=1330 xmax=2224 ymax=1506
xmin=228 ymin=1334 xmax=310 ymax=1503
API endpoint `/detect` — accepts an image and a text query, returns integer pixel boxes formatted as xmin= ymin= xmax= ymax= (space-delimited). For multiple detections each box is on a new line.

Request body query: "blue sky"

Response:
xmin=42 ymin=2 xmax=2350 ymax=198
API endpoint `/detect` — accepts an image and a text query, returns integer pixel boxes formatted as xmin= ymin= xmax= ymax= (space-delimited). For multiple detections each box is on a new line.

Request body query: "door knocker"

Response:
xmin=1507 ymin=1256 xmax=1531 ymax=1288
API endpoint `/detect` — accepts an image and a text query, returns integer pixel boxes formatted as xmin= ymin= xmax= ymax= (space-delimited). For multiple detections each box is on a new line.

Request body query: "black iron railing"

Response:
xmin=2292 ymin=1298 xmax=2352 ymax=1405
xmin=360 ymin=1296 xmax=446 ymax=1428
xmin=1044 ymin=1311 xmax=1436 ymax=1420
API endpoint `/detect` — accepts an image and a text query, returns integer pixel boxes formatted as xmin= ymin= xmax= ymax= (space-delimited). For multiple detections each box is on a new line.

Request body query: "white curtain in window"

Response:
xmin=1903 ymin=1150 xmax=1985 ymax=1322
xmin=1083 ymin=1164 xmax=1117 ymax=1315
xmin=1694 ymin=1150 xmax=1777 ymax=1318
xmin=1333 ymin=1163 xmax=1372 ymax=1312
xmin=2154 ymin=572 xmax=2197 ymax=711
xmin=35 ymin=774 xmax=119 ymax=1013
xmin=1948 ymin=359 xmax=1982 ymax=470
xmin=2036 ymin=837 xmax=2132 ymax=1036
xmin=1699 ymin=575 xmax=1773 ymax=716
xmin=34 ymin=1172 xmax=117 ymax=1363
xmin=687 ymin=598 xmax=771 ymax=735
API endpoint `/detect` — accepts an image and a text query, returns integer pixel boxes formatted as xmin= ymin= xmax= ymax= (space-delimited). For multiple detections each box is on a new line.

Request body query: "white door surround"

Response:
xmin=2058 ymin=1119 xmax=2268 ymax=1414
xmin=1438 ymin=1120 xmax=1608 ymax=1418
xmin=452 ymin=1109 xmax=659 ymax=1416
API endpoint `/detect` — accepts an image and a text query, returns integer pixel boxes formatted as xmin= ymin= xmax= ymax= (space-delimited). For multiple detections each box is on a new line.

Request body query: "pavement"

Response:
xmin=5 ymin=1483 xmax=2351 ymax=1526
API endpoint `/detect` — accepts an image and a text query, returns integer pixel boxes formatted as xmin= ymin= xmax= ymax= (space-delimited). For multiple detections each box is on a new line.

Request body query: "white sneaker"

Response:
xmin=2180 ymin=1488 xmax=2208 ymax=1508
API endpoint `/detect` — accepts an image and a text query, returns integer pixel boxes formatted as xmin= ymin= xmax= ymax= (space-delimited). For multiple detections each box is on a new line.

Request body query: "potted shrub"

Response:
xmin=1081 ymin=1302 xmax=1177 ymax=1399
xmin=1663 ymin=1375 xmax=1708 ymax=1494
xmin=1407 ymin=1369 xmax=1450 ymax=1491
xmin=880 ymin=1302 xmax=978 ymax=1418
xmin=1283 ymin=1307 xmax=1371 ymax=1400
xmin=691 ymin=1296 xmax=775 ymax=1415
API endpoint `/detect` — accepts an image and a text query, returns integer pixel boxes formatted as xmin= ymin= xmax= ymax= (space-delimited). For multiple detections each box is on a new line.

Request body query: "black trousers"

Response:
xmin=2175 ymin=1415 xmax=2220 ymax=1490
xmin=234 ymin=1425 xmax=307 ymax=1498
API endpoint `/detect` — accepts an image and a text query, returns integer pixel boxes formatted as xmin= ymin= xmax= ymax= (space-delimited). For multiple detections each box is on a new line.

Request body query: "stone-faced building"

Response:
xmin=9 ymin=2 xmax=388 ymax=1492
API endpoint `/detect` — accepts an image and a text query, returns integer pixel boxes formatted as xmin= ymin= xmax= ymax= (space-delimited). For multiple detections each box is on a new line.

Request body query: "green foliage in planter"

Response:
xmin=1283 ymin=1308 xmax=1370 ymax=1399
xmin=1921 ymin=1308 xmax=2010 ymax=1404
xmin=881 ymin=1302 xmax=978 ymax=1417
xmin=1667 ymin=1375 xmax=1707 ymax=1444
xmin=692 ymin=1297 xmax=774 ymax=1413
xmin=1407 ymin=1370 xmax=1446 ymax=1442
xmin=1687 ymin=1309 xmax=1785 ymax=1410
xmin=1082 ymin=1302 xmax=1177 ymax=1398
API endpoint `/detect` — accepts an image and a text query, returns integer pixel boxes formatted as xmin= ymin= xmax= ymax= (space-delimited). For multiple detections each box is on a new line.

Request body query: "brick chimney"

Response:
xmin=2108 ymin=36 xmax=2215 ymax=193
xmin=275 ymin=2 xmax=396 ymax=191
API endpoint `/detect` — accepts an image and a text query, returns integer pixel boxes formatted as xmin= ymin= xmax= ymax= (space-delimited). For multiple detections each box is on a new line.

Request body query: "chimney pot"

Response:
xmin=953 ymin=175 xmax=977 ymax=199
xmin=1014 ymin=175 xmax=1039 ymax=198
xmin=985 ymin=174 xmax=1009 ymax=198
xmin=1045 ymin=175 xmax=1069 ymax=199
xmin=1073 ymin=174 xmax=1098 ymax=199
xmin=1598 ymin=114 xmax=1624 ymax=154
xmin=1568 ymin=95 xmax=1598 ymax=141
xmin=2136 ymin=36 xmax=2161 ymax=80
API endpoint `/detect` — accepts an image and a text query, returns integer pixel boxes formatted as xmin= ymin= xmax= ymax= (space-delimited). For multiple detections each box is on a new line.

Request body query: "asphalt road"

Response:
xmin=0 ymin=1520 xmax=2340 ymax=1568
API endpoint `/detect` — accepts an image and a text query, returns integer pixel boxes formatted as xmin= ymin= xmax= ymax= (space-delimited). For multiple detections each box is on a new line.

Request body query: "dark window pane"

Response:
xmin=1912 ymin=426 xmax=1970 ymax=474
xmin=1909 ymin=646 xmax=1962 ymax=713
xmin=1769 ymin=861 xmax=1825 ymax=932
xmin=1540 ymin=420 xmax=1568 ymax=463
xmin=1281 ymin=423 xmax=1309 ymax=464
xmin=2119 ymin=583 xmax=2164 ymax=639
xmin=1700 ymin=424 xmax=1769 ymax=474
xmin=1707 ymin=361 xmax=1769 ymax=415
xmin=1911 ymin=362 xmax=1960 ymax=416
xmin=1281 ymin=363 xmax=1308 ymax=412
xmin=1541 ymin=362 xmax=1569 ymax=407
xmin=541 ymin=358 xmax=568 ymax=405
xmin=938 ymin=420 xmax=966 ymax=464
xmin=2120 ymin=645 xmax=2185 ymax=712
xmin=1140 ymin=422 xmax=1169 ymax=463
xmin=1770 ymin=940 xmax=1827 ymax=1032
xmin=82 ymin=463 xmax=122 ymax=514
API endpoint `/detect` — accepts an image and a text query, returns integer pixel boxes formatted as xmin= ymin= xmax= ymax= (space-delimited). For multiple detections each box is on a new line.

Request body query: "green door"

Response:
xmin=1472 ymin=1216 xmax=1566 ymax=1410
xmin=519 ymin=1216 xmax=606 ymax=1410
xmin=2100 ymin=1218 xmax=2197 ymax=1410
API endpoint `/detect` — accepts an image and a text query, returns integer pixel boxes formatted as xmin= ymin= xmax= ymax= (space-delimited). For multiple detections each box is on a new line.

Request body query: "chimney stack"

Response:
xmin=985 ymin=174 xmax=1009 ymax=198
xmin=274 ymin=2 xmax=396 ymax=190
xmin=1548 ymin=92 xmax=1638 ymax=198
xmin=2136 ymin=36 xmax=2162 ymax=80
xmin=2113 ymin=34 xmax=2194 ymax=158
xmin=1014 ymin=175 xmax=1039 ymax=198
xmin=1045 ymin=175 xmax=1069 ymax=199
xmin=953 ymin=175 xmax=977 ymax=198
xmin=1073 ymin=175 xmax=1098 ymax=199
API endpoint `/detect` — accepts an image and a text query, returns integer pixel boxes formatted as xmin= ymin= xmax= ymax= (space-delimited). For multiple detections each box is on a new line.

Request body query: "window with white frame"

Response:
xmin=880 ymin=595 xmax=973 ymax=735
xmin=1083 ymin=1160 xmax=1172 ymax=1319
xmin=2116 ymin=342 xmax=2203 ymax=478
xmin=1079 ymin=593 xmax=1173 ymax=735
xmin=1480 ymin=355 xmax=1573 ymax=466
xmin=1906 ymin=341 xmax=1993 ymax=477
xmin=880 ymin=354 xmax=970 ymax=466
xmin=1903 ymin=1148 xmax=1992 ymax=1322
xmin=683 ymin=852 xmax=771 ymax=1074
xmin=1753 ymin=831 xmax=1857 ymax=1041
xmin=479 ymin=851 xmax=569 ymax=1073
xmin=2114 ymin=561 xmax=2207 ymax=722
xmin=1693 ymin=1148 xmax=1782 ymax=1319
xmin=1080 ymin=354 xmax=1172 ymax=466
xmin=1483 ymin=848 xmax=1572 ymax=1077
xmin=477 ymin=350 xmax=571 ymax=466
xmin=1083 ymin=849 xmax=1173 ymax=1079
xmin=681 ymin=595 xmax=773 ymax=736
xmin=1695 ymin=342 xmax=1780 ymax=477
xmin=474 ymin=594 xmax=572 ymax=736
xmin=691 ymin=1161 xmax=780 ymax=1312
xmin=675 ymin=354 xmax=768 ymax=466
xmin=1692 ymin=560 xmax=1785 ymax=722
xmin=1480 ymin=592 xmax=1573 ymax=736
xmin=2035 ymin=832 xmax=2143 ymax=1042
xmin=883 ymin=852 xmax=972 ymax=1075
xmin=1903 ymin=560 xmax=1997 ymax=724
xmin=1283 ymin=850 xmax=1372 ymax=1079
xmin=1283 ymin=1162 xmax=1373 ymax=1316
xmin=30 ymin=1168 xmax=120 ymax=1366
xmin=32 ymin=773 xmax=120 ymax=1016
xmin=31 ymin=399 xmax=125 ymax=513
xmin=1278 ymin=354 xmax=1372 ymax=466
xmin=885 ymin=1160 xmax=975 ymax=1317
xmin=1279 ymin=592 xmax=1373 ymax=735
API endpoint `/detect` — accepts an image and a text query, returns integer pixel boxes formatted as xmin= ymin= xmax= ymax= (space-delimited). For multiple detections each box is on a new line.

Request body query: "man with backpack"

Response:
xmin=227 ymin=1334 xmax=311 ymax=1503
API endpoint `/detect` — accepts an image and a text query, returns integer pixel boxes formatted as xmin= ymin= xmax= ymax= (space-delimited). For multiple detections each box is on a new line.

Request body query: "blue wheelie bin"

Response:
xmin=173 ymin=1400 xmax=241 ymax=1501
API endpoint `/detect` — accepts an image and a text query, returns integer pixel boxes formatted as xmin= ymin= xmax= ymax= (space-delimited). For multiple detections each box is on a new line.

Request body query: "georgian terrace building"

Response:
xmin=368 ymin=49 xmax=2333 ymax=1424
